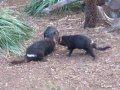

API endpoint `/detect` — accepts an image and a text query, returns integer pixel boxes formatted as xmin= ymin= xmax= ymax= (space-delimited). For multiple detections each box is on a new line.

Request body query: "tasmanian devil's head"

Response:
xmin=44 ymin=26 xmax=59 ymax=44
xmin=58 ymin=36 xmax=68 ymax=46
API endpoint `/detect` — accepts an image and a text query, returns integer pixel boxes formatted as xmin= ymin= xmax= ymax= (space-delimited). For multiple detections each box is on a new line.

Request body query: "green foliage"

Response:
xmin=24 ymin=0 xmax=84 ymax=16
xmin=0 ymin=9 xmax=32 ymax=55
xmin=60 ymin=0 xmax=83 ymax=12
xmin=24 ymin=0 xmax=58 ymax=15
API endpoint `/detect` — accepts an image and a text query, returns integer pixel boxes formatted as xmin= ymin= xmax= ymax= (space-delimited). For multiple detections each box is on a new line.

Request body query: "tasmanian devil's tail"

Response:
xmin=10 ymin=59 xmax=29 ymax=65
xmin=10 ymin=60 xmax=25 ymax=65
xmin=95 ymin=46 xmax=111 ymax=51
xmin=91 ymin=43 xmax=111 ymax=51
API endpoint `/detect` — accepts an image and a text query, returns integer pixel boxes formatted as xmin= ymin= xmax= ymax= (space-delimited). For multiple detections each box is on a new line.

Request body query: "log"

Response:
xmin=97 ymin=6 xmax=120 ymax=32
xmin=42 ymin=0 xmax=77 ymax=14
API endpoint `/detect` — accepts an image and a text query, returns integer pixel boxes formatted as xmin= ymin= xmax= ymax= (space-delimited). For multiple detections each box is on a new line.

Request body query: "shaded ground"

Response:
xmin=0 ymin=0 xmax=120 ymax=90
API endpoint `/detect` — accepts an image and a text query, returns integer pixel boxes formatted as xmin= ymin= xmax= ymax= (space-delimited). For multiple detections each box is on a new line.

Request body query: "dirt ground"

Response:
xmin=1 ymin=0 xmax=120 ymax=90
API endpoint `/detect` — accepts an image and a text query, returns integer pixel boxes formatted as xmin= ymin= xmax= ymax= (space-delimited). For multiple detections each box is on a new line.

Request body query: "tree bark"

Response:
xmin=84 ymin=0 xmax=98 ymax=28
xmin=96 ymin=0 xmax=105 ymax=6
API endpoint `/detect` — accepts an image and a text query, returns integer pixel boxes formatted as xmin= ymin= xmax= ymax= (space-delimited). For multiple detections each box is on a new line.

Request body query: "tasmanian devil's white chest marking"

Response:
xmin=27 ymin=54 xmax=37 ymax=57
xmin=90 ymin=40 xmax=94 ymax=45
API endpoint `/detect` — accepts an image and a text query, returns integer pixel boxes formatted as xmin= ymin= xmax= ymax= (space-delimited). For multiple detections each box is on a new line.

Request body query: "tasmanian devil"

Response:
xmin=44 ymin=26 xmax=59 ymax=43
xmin=11 ymin=38 xmax=55 ymax=65
xmin=58 ymin=35 xmax=111 ymax=60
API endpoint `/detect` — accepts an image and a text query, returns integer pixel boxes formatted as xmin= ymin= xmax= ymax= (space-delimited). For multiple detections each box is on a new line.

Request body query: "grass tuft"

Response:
xmin=24 ymin=0 xmax=84 ymax=16
xmin=0 ymin=9 xmax=33 ymax=55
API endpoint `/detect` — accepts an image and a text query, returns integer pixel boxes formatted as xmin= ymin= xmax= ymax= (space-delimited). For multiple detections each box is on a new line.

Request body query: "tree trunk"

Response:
xmin=96 ymin=0 xmax=105 ymax=6
xmin=84 ymin=0 xmax=98 ymax=28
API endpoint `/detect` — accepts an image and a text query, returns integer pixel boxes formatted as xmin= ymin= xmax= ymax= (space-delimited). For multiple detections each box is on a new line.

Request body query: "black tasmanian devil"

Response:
xmin=58 ymin=35 xmax=111 ymax=59
xmin=11 ymin=38 xmax=55 ymax=64
xmin=44 ymin=26 xmax=59 ymax=43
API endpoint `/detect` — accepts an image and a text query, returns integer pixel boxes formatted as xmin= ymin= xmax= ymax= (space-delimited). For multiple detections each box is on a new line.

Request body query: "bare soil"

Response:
xmin=0 ymin=0 xmax=120 ymax=90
